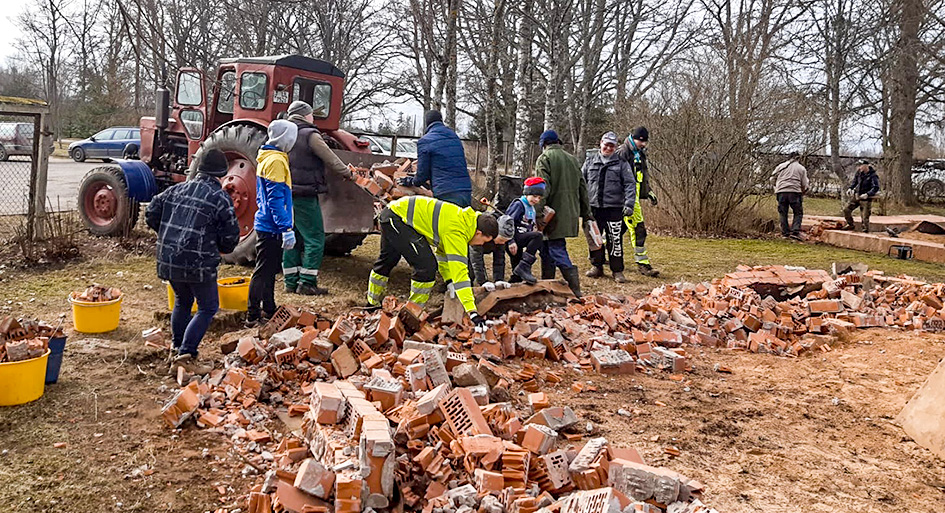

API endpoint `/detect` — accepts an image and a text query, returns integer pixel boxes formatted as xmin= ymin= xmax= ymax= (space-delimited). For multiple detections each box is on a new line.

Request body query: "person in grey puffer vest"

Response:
xmin=283 ymin=100 xmax=354 ymax=296
xmin=583 ymin=131 xmax=636 ymax=283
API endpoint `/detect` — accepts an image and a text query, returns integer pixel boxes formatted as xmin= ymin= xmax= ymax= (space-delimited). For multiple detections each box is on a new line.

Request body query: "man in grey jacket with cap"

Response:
xmin=583 ymin=131 xmax=636 ymax=283
xmin=771 ymin=151 xmax=809 ymax=239
xmin=282 ymin=100 xmax=354 ymax=295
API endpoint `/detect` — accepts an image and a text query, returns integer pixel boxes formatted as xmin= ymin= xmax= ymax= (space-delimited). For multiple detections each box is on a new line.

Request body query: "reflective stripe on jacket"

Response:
xmin=389 ymin=196 xmax=479 ymax=312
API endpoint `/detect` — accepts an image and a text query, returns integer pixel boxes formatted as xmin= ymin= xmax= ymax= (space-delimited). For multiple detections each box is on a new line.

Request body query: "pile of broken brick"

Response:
xmin=70 ymin=284 xmax=122 ymax=302
xmin=158 ymin=264 xmax=945 ymax=513
xmin=348 ymin=159 xmax=432 ymax=205
xmin=0 ymin=316 xmax=62 ymax=363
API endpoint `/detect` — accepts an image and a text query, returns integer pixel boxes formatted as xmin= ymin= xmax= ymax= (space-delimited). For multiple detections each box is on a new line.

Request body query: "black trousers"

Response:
xmin=510 ymin=231 xmax=543 ymax=267
xmin=776 ymin=192 xmax=803 ymax=236
xmin=589 ymin=207 xmax=628 ymax=272
xmin=373 ymin=209 xmax=437 ymax=282
xmin=470 ymin=242 xmax=506 ymax=285
xmin=248 ymin=232 xmax=283 ymax=321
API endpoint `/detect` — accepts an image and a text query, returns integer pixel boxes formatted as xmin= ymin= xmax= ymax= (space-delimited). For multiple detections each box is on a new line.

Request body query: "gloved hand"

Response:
xmin=398 ymin=176 xmax=413 ymax=187
xmin=282 ymin=231 xmax=296 ymax=250
xmin=648 ymin=192 xmax=658 ymax=206
xmin=623 ymin=206 xmax=634 ymax=217
xmin=482 ymin=282 xmax=496 ymax=292
xmin=494 ymin=281 xmax=511 ymax=289
xmin=846 ymin=189 xmax=855 ymax=197
xmin=858 ymin=193 xmax=868 ymax=200
xmin=446 ymin=283 xmax=457 ymax=298
xmin=470 ymin=313 xmax=487 ymax=333
xmin=508 ymin=242 xmax=518 ymax=255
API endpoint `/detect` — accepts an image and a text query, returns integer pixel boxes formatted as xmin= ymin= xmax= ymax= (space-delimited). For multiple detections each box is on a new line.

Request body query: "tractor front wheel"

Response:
xmin=77 ymin=166 xmax=139 ymax=236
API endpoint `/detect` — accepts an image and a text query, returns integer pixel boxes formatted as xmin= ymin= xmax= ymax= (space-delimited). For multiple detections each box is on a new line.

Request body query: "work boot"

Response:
xmin=613 ymin=271 xmax=627 ymax=283
xmin=170 ymin=354 xmax=213 ymax=376
xmin=284 ymin=282 xmax=297 ymax=293
xmin=585 ymin=266 xmax=604 ymax=278
xmin=512 ymin=253 xmax=538 ymax=285
xmin=297 ymin=283 xmax=328 ymax=296
xmin=637 ymin=263 xmax=660 ymax=278
xmin=561 ymin=267 xmax=582 ymax=297
xmin=841 ymin=223 xmax=855 ymax=231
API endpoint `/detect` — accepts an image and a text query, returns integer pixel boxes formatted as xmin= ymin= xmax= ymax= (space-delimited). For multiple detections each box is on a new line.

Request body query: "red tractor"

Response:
xmin=77 ymin=55 xmax=388 ymax=262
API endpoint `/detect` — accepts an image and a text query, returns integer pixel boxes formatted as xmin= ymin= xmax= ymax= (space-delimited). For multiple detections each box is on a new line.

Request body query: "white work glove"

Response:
xmin=482 ymin=282 xmax=496 ymax=292
xmin=446 ymin=283 xmax=457 ymax=298
xmin=282 ymin=231 xmax=296 ymax=250
xmin=508 ymin=242 xmax=518 ymax=255
xmin=494 ymin=281 xmax=511 ymax=289
xmin=858 ymin=193 xmax=868 ymax=200
xmin=846 ymin=189 xmax=854 ymax=197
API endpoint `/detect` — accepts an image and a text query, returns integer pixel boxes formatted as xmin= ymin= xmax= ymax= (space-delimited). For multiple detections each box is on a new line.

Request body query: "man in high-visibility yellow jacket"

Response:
xmin=367 ymin=196 xmax=499 ymax=330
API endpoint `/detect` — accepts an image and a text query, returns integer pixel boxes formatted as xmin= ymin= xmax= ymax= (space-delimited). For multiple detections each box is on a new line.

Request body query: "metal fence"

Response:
xmin=0 ymin=113 xmax=42 ymax=241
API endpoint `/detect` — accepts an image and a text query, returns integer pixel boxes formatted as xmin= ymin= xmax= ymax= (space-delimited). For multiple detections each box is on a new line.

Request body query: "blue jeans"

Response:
xmin=169 ymin=279 xmax=219 ymax=358
xmin=437 ymin=191 xmax=472 ymax=208
xmin=541 ymin=239 xmax=574 ymax=278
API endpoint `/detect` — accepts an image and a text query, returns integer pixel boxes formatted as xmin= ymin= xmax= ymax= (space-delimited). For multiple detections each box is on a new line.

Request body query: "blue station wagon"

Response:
xmin=69 ymin=127 xmax=141 ymax=162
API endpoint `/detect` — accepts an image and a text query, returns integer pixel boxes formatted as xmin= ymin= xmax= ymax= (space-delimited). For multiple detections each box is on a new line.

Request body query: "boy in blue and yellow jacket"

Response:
xmin=247 ymin=120 xmax=298 ymax=325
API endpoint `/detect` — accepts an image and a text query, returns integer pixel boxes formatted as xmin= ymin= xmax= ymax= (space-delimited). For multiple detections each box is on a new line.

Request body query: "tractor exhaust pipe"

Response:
xmin=155 ymin=76 xmax=170 ymax=130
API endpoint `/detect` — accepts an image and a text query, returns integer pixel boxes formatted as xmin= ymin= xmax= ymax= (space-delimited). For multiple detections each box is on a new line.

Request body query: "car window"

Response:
xmin=240 ymin=72 xmax=267 ymax=110
xmin=113 ymin=130 xmax=131 ymax=140
xmin=132 ymin=129 xmax=140 ymax=139
xmin=94 ymin=130 xmax=114 ymax=141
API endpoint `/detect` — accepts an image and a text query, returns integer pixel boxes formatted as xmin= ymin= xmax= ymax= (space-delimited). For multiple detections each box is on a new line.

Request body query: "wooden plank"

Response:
xmin=896 ymin=357 xmax=945 ymax=460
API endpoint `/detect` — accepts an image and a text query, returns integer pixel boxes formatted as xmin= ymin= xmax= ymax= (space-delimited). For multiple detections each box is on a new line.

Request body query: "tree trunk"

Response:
xmin=444 ymin=0 xmax=459 ymax=126
xmin=887 ymin=0 xmax=921 ymax=206
xmin=484 ymin=0 xmax=506 ymax=197
xmin=511 ymin=0 xmax=534 ymax=177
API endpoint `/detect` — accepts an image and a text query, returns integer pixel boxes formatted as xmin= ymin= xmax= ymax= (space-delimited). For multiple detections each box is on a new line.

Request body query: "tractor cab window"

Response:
xmin=217 ymin=70 xmax=236 ymax=114
xmin=176 ymin=71 xmax=203 ymax=106
xmin=291 ymin=79 xmax=331 ymax=119
xmin=240 ymin=72 xmax=268 ymax=110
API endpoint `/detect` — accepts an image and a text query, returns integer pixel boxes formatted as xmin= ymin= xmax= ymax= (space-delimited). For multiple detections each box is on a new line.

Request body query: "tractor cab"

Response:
xmin=77 ymin=54 xmax=385 ymax=263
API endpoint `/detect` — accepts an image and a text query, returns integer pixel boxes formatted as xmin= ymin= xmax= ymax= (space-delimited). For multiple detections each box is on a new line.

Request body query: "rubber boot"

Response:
xmin=540 ymin=256 xmax=556 ymax=280
xmin=561 ymin=266 xmax=582 ymax=297
xmin=586 ymin=266 xmax=604 ymax=278
xmin=513 ymin=253 xmax=538 ymax=285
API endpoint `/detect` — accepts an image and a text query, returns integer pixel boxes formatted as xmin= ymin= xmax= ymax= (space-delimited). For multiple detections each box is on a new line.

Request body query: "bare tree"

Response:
xmin=16 ymin=0 xmax=73 ymax=139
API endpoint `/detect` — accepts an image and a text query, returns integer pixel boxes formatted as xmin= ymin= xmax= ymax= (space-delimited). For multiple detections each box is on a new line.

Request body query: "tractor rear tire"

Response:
xmin=190 ymin=124 xmax=268 ymax=265
xmin=77 ymin=166 xmax=139 ymax=236
xmin=324 ymin=233 xmax=368 ymax=256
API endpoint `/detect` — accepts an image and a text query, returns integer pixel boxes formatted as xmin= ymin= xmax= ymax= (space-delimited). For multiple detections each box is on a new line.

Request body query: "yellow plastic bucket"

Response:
xmin=165 ymin=282 xmax=197 ymax=313
xmin=70 ymin=295 xmax=122 ymax=333
xmin=217 ymin=277 xmax=250 ymax=311
xmin=0 ymin=349 xmax=50 ymax=406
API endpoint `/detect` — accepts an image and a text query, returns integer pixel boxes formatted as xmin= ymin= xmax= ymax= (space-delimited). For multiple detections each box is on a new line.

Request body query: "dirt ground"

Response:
xmin=2 ymin=232 xmax=945 ymax=512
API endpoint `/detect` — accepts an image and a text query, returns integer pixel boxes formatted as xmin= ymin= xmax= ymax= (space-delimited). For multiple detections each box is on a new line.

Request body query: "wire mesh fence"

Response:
xmin=0 ymin=114 xmax=39 ymax=242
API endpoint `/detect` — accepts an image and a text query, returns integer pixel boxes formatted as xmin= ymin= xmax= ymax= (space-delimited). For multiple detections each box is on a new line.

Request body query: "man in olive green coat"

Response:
xmin=534 ymin=130 xmax=592 ymax=296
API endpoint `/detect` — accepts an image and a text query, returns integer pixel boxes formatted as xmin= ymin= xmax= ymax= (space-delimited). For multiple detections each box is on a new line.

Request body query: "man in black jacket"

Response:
xmin=842 ymin=159 xmax=880 ymax=232
xmin=145 ymin=149 xmax=240 ymax=375
xmin=283 ymin=101 xmax=354 ymax=295
xmin=583 ymin=132 xmax=636 ymax=283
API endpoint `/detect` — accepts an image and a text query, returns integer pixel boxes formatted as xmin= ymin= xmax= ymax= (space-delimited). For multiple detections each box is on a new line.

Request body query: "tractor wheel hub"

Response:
xmin=93 ymin=188 xmax=117 ymax=217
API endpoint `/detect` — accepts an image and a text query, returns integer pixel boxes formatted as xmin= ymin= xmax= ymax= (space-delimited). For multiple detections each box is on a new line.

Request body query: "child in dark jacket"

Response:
xmin=505 ymin=177 xmax=546 ymax=284
xmin=247 ymin=120 xmax=298 ymax=326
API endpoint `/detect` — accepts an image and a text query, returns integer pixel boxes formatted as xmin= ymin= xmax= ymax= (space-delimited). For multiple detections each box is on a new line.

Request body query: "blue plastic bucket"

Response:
xmin=45 ymin=336 xmax=66 ymax=384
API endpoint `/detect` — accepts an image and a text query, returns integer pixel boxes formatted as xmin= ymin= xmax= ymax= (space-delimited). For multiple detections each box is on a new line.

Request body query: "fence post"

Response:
xmin=32 ymin=112 xmax=50 ymax=239
xmin=390 ymin=135 xmax=398 ymax=158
